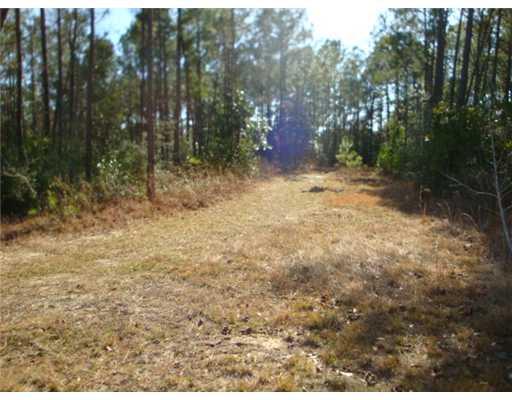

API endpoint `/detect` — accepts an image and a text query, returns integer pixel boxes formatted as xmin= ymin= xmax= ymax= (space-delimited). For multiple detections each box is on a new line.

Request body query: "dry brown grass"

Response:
xmin=1 ymin=168 xmax=250 ymax=243
xmin=1 ymin=167 xmax=511 ymax=391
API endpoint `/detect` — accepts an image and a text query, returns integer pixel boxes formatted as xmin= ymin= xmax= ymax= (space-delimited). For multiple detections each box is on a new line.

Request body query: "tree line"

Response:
xmin=1 ymin=8 xmax=511 ymax=255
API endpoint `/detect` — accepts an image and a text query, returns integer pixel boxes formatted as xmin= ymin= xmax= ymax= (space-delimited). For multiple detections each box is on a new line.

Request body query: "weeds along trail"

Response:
xmin=1 ymin=169 xmax=510 ymax=391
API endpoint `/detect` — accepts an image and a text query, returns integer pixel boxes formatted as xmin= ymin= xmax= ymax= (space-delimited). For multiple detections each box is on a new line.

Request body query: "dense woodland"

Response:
xmin=1 ymin=8 xmax=511 ymax=257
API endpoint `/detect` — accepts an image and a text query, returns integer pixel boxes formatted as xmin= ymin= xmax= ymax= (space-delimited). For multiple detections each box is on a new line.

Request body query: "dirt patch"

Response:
xmin=325 ymin=192 xmax=381 ymax=208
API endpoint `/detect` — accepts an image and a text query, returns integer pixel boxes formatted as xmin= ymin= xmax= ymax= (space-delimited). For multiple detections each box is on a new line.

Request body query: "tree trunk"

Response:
xmin=468 ymin=11 xmax=485 ymax=104
xmin=394 ymin=74 xmax=401 ymax=123
xmin=139 ymin=10 xmax=146 ymax=145
xmin=506 ymin=35 xmax=512 ymax=103
xmin=479 ymin=17 xmax=495 ymax=104
xmin=230 ymin=9 xmax=239 ymax=149
xmin=55 ymin=9 xmax=63 ymax=155
xmin=85 ymin=9 xmax=95 ymax=181
xmin=185 ymin=53 xmax=192 ymax=143
xmin=40 ymin=8 xmax=50 ymax=137
xmin=471 ymin=10 xmax=494 ymax=105
xmin=15 ymin=9 xmax=25 ymax=163
xmin=378 ymin=97 xmax=383 ymax=132
xmin=162 ymin=12 xmax=169 ymax=122
xmin=173 ymin=8 xmax=182 ymax=165
xmin=490 ymin=9 xmax=502 ymax=103
xmin=385 ymin=83 xmax=390 ymax=135
xmin=0 ymin=9 xmax=8 ymax=30
xmin=449 ymin=9 xmax=464 ymax=108
xmin=356 ymin=107 xmax=361 ymax=152
xmin=160 ymin=10 xmax=170 ymax=160
xmin=29 ymin=23 xmax=37 ymax=135
xmin=146 ymin=9 xmax=156 ymax=200
xmin=367 ymin=94 xmax=375 ymax=163
xmin=68 ymin=9 xmax=78 ymax=140
xmin=431 ymin=9 xmax=448 ymax=108
xmin=403 ymin=72 xmax=409 ymax=141
xmin=279 ymin=34 xmax=287 ymax=108
xmin=457 ymin=8 xmax=474 ymax=109
xmin=156 ymin=9 xmax=163 ymax=122
xmin=423 ymin=8 xmax=434 ymax=132
xmin=194 ymin=12 xmax=203 ymax=156
xmin=222 ymin=9 xmax=236 ymax=153
xmin=413 ymin=74 xmax=422 ymax=136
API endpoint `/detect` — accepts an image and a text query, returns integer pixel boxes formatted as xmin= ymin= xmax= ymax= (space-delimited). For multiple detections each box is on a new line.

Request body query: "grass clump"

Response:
xmin=305 ymin=311 xmax=342 ymax=332
xmin=271 ymin=256 xmax=345 ymax=296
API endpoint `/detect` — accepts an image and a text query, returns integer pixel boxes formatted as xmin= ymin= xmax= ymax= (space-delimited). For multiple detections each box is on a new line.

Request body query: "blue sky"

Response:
xmin=96 ymin=8 xmax=136 ymax=46
xmin=96 ymin=8 xmax=386 ymax=54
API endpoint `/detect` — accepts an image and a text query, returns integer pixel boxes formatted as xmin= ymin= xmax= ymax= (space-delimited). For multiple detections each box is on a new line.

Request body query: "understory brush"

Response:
xmin=1 ymin=162 xmax=255 ymax=242
xmin=376 ymin=105 xmax=512 ymax=261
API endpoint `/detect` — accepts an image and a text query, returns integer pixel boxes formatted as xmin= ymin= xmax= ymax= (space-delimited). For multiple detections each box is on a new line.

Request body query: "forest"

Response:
xmin=1 ymin=7 xmax=512 ymax=392
xmin=1 ymin=8 xmax=511 ymax=256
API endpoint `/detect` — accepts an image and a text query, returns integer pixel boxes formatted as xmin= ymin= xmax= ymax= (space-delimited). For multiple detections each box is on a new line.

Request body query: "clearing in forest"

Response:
xmin=1 ymin=168 xmax=511 ymax=391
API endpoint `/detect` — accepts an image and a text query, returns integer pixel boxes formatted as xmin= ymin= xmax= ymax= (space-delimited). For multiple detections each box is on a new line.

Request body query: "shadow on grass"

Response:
xmin=349 ymin=177 xmax=390 ymax=187
xmin=290 ymin=259 xmax=512 ymax=390
xmin=360 ymin=182 xmax=421 ymax=215
xmin=352 ymin=170 xmax=510 ymax=262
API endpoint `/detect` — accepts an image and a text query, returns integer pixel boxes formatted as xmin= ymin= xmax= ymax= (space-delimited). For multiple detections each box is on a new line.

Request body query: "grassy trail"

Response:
xmin=1 ymin=169 xmax=510 ymax=391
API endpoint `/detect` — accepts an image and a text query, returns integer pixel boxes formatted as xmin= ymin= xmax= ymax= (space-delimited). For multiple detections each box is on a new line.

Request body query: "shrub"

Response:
xmin=232 ymin=136 xmax=259 ymax=175
xmin=0 ymin=169 xmax=37 ymax=217
xmin=46 ymin=177 xmax=79 ymax=216
xmin=95 ymin=140 xmax=145 ymax=199
xmin=336 ymin=137 xmax=363 ymax=168
xmin=420 ymin=105 xmax=488 ymax=191
xmin=376 ymin=119 xmax=408 ymax=174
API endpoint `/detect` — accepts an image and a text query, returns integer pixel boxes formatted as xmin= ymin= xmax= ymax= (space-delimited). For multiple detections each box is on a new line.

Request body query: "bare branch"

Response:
xmin=490 ymin=132 xmax=512 ymax=258
xmin=502 ymin=181 xmax=512 ymax=194
xmin=442 ymin=173 xmax=497 ymax=199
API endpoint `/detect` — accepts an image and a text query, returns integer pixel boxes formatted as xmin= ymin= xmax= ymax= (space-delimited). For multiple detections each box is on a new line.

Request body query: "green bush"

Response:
xmin=233 ymin=136 xmax=259 ymax=175
xmin=421 ymin=105 xmax=488 ymax=190
xmin=377 ymin=120 xmax=407 ymax=174
xmin=376 ymin=105 xmax=496 ymax=193
xmin=203 ymin=89 xmax=255 ymax=167
xmin=185 ymin=155 xmax=203 ymax=167
xmin=336 ymin=137 xmax=363 ymax=168
xmin=46 ymin=177 xmax=80 ymax=216
xmin=232 ymin=114 xmax=270 ymax=175
xmin=1 ymin=169 xmax=37 ymax=217
xmin=95 ymin=140 xmax=145 ymax=198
